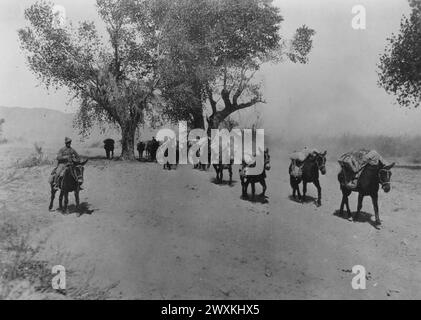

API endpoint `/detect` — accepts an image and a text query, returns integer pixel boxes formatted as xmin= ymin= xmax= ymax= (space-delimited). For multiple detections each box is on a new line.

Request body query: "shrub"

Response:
xmin=15 ymin=143 xmax=52 ymax=168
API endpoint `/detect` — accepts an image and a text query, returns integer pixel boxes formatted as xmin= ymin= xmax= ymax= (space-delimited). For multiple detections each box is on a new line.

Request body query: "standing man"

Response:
xmin=51 ymin=137 xmax=80 ymax=190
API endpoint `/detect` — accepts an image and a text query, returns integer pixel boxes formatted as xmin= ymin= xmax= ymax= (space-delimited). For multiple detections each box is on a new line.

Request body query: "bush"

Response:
xmin=15 ymin=143 xmax=52 ymax=168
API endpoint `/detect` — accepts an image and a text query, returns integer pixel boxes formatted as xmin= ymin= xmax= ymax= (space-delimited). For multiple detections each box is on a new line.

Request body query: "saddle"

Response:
xmin=49 ymin=164 xmax=75 ymax=189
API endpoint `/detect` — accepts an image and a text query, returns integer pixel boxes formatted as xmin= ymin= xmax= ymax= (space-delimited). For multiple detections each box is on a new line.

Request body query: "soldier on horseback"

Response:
xmin=50 ymin=137 xmax=81 ymax=190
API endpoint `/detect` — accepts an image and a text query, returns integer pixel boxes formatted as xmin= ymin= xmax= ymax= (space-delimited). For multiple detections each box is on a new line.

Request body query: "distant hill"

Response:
xmin=0 ymin=106 xmax=120 ymax=147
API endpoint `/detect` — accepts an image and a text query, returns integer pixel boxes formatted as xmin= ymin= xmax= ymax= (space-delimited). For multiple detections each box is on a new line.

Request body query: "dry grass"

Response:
xmin=14 ymin=143 xmax=53 ymax=169
xmin=0 ymin=213 xmax=118 ymax=300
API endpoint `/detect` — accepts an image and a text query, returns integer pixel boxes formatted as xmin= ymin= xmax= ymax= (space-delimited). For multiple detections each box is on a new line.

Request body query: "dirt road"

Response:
xmin=1 ymin=146 xmax=420 ymax=299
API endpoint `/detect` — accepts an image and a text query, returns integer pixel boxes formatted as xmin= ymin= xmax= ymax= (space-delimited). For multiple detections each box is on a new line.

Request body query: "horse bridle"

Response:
xmin=315 ymin=154 xmax=326 ymax=172
xmin=378 ymin=168 xmax=392 ymax=188
xmin=69 ymin=164 xmax=84 ymax=183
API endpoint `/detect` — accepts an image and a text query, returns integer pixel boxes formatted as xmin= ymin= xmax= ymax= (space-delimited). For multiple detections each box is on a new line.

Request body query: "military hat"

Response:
xmin=65 ymin=137 xmax=72 ymax=143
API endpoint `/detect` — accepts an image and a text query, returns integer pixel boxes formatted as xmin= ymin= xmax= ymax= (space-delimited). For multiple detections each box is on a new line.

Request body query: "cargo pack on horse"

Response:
xmin=240 ymin=148 xmax=271 ymax=198
xmin=49 ymin=159 xmax=88 ymax=215
xmin=289 ymin=148 xmax=327 ymax=206
xmin=337 ymin=149 xmax=395 ymax=226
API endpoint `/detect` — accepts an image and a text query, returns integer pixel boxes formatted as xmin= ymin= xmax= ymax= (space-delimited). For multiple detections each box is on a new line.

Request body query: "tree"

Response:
xmin=378 ymin=0 xmax=421 ymax=108
xmin=152 ymin=0 xmax=315 ymax=132
xmin=18 ymin=0 xmax=160 ymax=159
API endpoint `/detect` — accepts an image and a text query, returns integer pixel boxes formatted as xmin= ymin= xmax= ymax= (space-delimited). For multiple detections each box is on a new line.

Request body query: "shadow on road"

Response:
xmin=288 ymin=195 xmax=317 ymax=205
xmin=333 ymin=210 xmax=380 ymax=229
xmin=57 ymin=202 xmax=96 ymax=217
xmin=241 ymin=194 xmax=269 ymax=204
xmin=210 ymin=178 xmax=238 ymax=187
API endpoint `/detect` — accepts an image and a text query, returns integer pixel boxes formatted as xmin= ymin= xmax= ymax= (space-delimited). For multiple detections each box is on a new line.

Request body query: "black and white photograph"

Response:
xmin=0 ymin=0 xmax=420 ymax=303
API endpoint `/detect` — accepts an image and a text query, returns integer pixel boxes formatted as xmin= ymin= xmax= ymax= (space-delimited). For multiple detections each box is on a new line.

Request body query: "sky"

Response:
xmin=0 ymin=0 xmax=419 ymax=138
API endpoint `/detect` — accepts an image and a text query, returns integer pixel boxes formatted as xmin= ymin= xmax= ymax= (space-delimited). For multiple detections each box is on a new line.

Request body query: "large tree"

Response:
xmin=149 ymin=0 xmax=315 ymax=132
xmin=18 ymin=0 xmax=161 ymax=159
xmin=378 ymin=0 xmax=421 ymax=108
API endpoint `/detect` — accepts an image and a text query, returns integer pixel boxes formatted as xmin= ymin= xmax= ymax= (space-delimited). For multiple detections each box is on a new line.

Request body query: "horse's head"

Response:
xmin=71 ymin=159 xmax=88 ymax=185
xmin=314 ymin=151 xmax=327 ymax=175
xmin=378 ymin=162 xmax=395 ymax=193
xmin=264 ymin=148 xmax=271 ymax=171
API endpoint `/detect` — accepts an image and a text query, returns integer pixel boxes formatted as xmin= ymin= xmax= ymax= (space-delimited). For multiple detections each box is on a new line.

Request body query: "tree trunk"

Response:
xmin=207 ymin=109 xmax=232 ymax=136
xmin=120 ymin=122 xmax=136 ymax=160
xmin=192 ymin=108 xmax=205 ymax=130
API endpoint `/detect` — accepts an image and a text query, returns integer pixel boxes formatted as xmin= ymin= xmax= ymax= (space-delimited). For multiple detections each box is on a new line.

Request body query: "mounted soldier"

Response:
xmin=50 ymin=137 xmax=81 ymax=191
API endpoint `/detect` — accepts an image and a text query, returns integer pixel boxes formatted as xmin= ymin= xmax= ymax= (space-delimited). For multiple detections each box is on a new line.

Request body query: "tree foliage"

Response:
xmin=18 ymin=0 xmax=161 ymax=159
xmin=149 ymin=0 xmax=315 ymax=131
xmin=378 ymin=0 xmax=421 ymax=108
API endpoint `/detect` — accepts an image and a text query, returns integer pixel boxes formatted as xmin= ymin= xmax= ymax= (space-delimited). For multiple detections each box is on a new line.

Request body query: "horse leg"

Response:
xmin=63 ymin=192 xmax=69 ymax=213
xmin=75 ymin=190 xmax=80 ymax=209
xmin=75 ymin=191 xmax=81 ymax=217
xmin=59 ymin=191 xmax=64 ymax=210
xmin=340 ymin=188 xmax=352 ymax=221
xmin=296 ymin=182 xmax=302 ymax=200
xmin=355 ymin=193 xmax=364 ymax=221
xmin=302 ymin=182 xmax=307 ymax=202
xmin=339 ymin=190 xmax=346 ymax=215
xmin=290 ymin=176 xmax=296 ymax=198
xmin=49 ymin=185 xmax=56 ymax=211
xmin=345 ymin=194 xmax=351 ymax=217
xmin=314 ymin=179 xmax=322 ymax=206
xmin=241 ymin=178 xmax=249 ymax=198
xmin=228 ymin=166 xmax=232 ymax=185
xmin=251 ymin=182 xmax=256 ymax=199
xmin=371 ymin=194 xmax=380 ymax=226
xmin=260 ymin=179 xmax=267 ymax=197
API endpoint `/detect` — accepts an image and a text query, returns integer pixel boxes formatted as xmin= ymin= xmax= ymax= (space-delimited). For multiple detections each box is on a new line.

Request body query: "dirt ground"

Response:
xmin=0 ymin=144 xmax=420 ymax=299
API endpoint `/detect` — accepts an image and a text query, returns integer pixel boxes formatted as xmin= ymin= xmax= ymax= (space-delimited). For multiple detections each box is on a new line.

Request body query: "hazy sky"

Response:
xmin=0 ymin=0 xmax=418 ymax=138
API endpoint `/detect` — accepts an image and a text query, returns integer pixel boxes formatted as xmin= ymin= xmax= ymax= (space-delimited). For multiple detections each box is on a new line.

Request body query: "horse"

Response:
xmin=338 ymin=162 xmax=395 ymax=226
xmin=240 ymin=149 xmax=271 ymax=198
xmin=213 ymin=158 xmax=233 ymax=184
xmin=289 ymin=151 xmax=327 ymax=206
xmin=49 ymin=159 xmax=88 ymax=216
xmin=103 ymin=139 xmax=115 ymax=159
